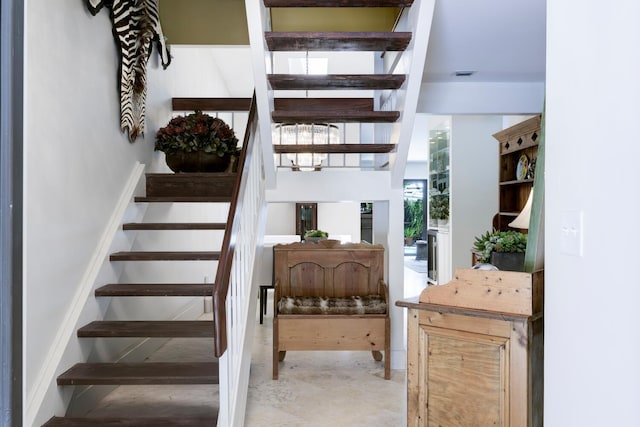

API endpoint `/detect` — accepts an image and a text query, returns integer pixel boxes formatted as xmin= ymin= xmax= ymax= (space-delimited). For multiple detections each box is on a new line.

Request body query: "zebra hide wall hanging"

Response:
xmin=86 ymin=0 xmax=172 ymax=142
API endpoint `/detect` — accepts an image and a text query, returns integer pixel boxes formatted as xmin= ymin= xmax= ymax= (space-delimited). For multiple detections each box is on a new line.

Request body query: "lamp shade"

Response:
xmin=508 ymin=188 xmax=533 ymax=229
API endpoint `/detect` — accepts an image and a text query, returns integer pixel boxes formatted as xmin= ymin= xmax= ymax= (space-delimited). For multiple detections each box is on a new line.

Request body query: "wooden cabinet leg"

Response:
xmin=371 ymin=350 xmax=383 ymax=361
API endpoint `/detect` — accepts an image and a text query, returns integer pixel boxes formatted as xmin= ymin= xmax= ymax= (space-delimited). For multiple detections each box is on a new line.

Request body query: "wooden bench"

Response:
xmin=272 ymin=240 xmax=390 ymax=380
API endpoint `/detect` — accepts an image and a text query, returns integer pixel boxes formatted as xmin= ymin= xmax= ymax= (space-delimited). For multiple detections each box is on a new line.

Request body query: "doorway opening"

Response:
xmin=403 ymin=180 xmax=427 ymax=254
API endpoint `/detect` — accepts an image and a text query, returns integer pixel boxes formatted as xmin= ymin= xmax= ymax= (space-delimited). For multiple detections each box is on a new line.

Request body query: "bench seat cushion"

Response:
xmin=277 ymin=294 xmax=387 ymax=315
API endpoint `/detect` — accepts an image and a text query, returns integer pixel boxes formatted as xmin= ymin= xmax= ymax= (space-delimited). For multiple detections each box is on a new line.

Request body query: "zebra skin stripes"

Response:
xmin=86 ymin=0 xmax=171 ymax=142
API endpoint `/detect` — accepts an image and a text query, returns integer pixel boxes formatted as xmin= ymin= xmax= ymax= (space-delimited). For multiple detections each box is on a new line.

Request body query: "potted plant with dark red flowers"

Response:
xmin=155 ymin=110 xmax=240 ymax=172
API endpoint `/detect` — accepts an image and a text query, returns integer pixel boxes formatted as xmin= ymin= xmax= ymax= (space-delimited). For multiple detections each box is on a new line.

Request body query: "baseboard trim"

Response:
xmin=391 ymin=349 xmax=406 ymax=370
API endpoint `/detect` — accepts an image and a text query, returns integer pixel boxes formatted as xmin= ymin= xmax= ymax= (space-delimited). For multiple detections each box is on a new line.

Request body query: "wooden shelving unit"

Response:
xmin=492 ymin=115 xmax=542 ymax=230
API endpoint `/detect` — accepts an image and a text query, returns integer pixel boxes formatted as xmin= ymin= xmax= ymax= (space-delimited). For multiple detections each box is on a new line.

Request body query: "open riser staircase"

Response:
xmin=44 ymin=96 xmax=265 ymax=426
xmin=43 ymin=175 xmax=227 ymax=427
xmin=43 ymin=0 xmax=434 ymax=423
xmin=248 ymin=0 xmax=433 ymax=178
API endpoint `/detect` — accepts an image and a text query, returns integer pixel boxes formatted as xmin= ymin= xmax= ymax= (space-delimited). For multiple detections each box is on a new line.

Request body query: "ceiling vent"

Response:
xmin=453 ymin=70 xmax=476 ymax=77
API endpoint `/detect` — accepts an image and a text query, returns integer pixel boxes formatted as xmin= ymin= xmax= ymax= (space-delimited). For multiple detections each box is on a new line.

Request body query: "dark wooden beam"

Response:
xmin=145 ymin=173 xmax=236 ymax=199
xmin=122 ymin=223 xmax=226 ymax=231
xmin=265 ymin=31 xmax=411 ymax=51
xmin=109 ymin=251 xmax=221 ymax=261
xmin=56 ymin=362 xmax=219 ymax=385
xmin=274 ymin=97 xmax=374 ymax=111
xmin=268 ymin=74 xmax=405 ymax=90
xmin=95 ymin=283 xmax=214 ymax=297
xmin=172 ymin=98 xmax=252 ymax=112
xmin=77 ymin=321 xmax=215 ymax=338
xmin=273 ymin=143 xmax=396 ymax=154
xmin=272 ymin=110 xmax=400 ymax=123
xmin=44 ymin=416 xmax=219 ymax=426
xmin=265 ymin=0 xmax=413 ymax=7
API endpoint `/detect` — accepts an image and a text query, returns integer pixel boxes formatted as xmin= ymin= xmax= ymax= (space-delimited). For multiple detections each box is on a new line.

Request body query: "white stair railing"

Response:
xmin=213 ymin=95 xmax=267 ymax=427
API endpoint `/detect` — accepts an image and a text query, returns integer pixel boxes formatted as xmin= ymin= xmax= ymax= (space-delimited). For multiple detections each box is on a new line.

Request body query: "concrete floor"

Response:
xmin=85 ymin=260 xmax=428 ymax=426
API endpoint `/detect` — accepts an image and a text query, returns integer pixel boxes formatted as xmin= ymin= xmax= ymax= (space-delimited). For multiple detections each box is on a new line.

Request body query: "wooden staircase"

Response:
xmin=264 ymin=0 xmax=415 ymax=160
xmin=43 ymin=170 xmax=238 ymax=426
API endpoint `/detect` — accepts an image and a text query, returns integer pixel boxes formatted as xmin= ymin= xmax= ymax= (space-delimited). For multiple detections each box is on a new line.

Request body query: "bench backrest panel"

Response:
xmin=274 ymin=241 xmax=385 ymax=297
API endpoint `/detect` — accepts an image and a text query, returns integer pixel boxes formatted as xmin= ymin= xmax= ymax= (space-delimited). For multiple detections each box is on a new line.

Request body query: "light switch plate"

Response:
xmin=560 ymin=210 xmax=583 ymax=256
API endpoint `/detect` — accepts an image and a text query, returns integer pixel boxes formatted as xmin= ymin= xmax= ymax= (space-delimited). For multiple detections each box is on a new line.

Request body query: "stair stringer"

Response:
xmin=388 ymin=0 xmax=436 ymax=186
xmin=244 ymin=0 xmax=277 ymax=189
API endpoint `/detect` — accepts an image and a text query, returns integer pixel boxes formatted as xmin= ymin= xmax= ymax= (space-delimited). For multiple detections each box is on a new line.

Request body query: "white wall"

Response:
xmin=418 ymin=81 xmax=545 ymax=115
xmin=265 ymin=203 xmax=296 ymax=235
xmin=24 ymin=3 xmax=170 ymax=423
xmin=265 ymin=202 xmax=361 ymax=242
xmin=449 ymin=115 xmax=501 ymax=271
xmin=545 ymin=2 xmax=640 ymax=426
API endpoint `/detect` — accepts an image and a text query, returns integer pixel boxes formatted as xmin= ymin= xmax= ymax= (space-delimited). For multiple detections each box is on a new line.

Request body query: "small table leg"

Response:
xmin=259 ymin=285 xmax=273 ymax=324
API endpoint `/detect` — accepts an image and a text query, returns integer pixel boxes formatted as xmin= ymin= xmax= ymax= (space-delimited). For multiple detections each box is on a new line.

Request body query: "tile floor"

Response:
xmin=244 ymin=301 xmax=405 ymax=427
xmin=245 ymin=254 xmax=427 ymax=426
xmin=84 ymin=257 xmax=428 ymax=426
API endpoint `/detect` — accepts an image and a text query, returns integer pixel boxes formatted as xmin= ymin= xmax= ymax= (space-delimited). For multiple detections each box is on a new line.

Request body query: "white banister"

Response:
xmin=216 ymin=101 xmax=267 ymax=427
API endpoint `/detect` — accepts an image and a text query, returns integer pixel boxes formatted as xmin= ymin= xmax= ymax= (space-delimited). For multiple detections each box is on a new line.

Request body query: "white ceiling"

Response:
xmin=423 ymin=0 xmax=546 ymax=83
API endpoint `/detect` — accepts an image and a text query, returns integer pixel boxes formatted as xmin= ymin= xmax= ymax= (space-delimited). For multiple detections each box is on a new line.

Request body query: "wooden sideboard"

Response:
xmin=397 ymin=269 xmax=543 ymax=427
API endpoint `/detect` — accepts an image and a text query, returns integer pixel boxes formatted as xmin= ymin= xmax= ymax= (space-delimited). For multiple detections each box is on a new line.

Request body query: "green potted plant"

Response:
xmin=404 ymin=226 xmax=417 ymax=246
xmin=155 ymin=110 xmax=240 ymax=173
xmin=304 ymin=229 xmax=329 ymax=243
xmin=429 ymin=194 xmax=449 ymax=226
xmin=404 ymin=198 xmax=424 ymax=244
xmin=473 ymin=229 xmax=528 ymax=271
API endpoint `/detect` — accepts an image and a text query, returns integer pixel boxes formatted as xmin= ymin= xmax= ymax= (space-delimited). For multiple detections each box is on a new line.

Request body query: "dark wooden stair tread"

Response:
xmin=172 ymin=97 xmax=252 ymax=112
xmin=56 ymin=362 xmax=219 ymax=385
xmin=110 ymin=251 xmax=221 ymax=261
xmin=95 ymin=284 xmax=214 ymax=297
xmin=44 ymin=416 xmax=218 ymax=427
xmin=265 ymin=0 xmax=413 ymax=6
xmin=273 ymin=143 xmax=396 ymax=154
xmin=268 ymin=74 xmax=405 ymax=90
xmin=134 ymin=196 xmax=232 ymax=203
xmin=144 ymin=173 xmax=236 ymax=200
xmin=272 ymin=110 xmax=399 ymax=123
xmin=123 ymin=223 xmax=226 ymax=231
xmin=78 ymin=321 xmax=214 ymax=337
xmin=265 ymin=31 xmax=411 ymax=51
xmin=274 ymin=97 xmax=374 ymax=111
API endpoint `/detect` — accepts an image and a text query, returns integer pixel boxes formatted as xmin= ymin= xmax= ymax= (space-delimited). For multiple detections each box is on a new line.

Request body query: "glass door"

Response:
xmin=404 ymin=180 xmax=427 ymax=248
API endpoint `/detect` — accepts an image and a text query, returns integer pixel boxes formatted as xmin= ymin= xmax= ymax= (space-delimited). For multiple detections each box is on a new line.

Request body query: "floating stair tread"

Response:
xmin=123 ymin=223 xmax=227 ymax=231
xmin=144 ymin=173 xmax=236 ymax=199
xmin=78 ymin=321 xmax=214 ymax=338
xmin=273 ymin=144 xmax=396 ymax=154
xmin=43 ymin=417 xmax=218 ymax=427
xmin=265 ymin=31 xmax=411 ymax=51
xmin=272 ymin=110 xmax=400 ymax=123
xmin=268 ymin=74 xmax=405 ymax=90
xmin=265 ymin=0 xmax=413 ymax=6
xmin=172 ymin=97 xmax=251 ymax=112
xmin=56 ymin=362 xmax=219 ymax=385
xmin=274 ymin=97 xmax=373 ymax=111
xmin=95 ymin=284 xmax=214 ymax=297
xmin=110 ymin=251 xmax=221 ymax=261
xmin=134 ymin=196 xmax=232 ymax=203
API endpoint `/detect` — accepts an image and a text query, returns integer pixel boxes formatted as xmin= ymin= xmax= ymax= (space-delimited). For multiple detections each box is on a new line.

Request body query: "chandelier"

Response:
xmin=271 ymin=51 xmax=341 ymax=171
xmin=272 ymin=123 xmax=340 ymax=171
